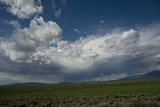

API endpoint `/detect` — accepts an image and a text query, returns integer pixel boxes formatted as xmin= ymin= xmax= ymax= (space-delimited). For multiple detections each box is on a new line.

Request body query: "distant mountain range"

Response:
xmin=121 ymin=71 xmax=160 ymax=80
xmin=3 ymin=82 xmax=72 ymax=86
xmin=5 ymin=82 xmax=46 ymax=86
xmin=2 ymin=71 xmax=160 ymax=86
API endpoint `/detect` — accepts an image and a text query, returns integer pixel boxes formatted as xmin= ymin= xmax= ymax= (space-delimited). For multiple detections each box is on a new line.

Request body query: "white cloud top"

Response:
xmin=0 ymin=16 xmax=62 ymax=61
xmin=0 ymin=0 xmax=43 ymax=18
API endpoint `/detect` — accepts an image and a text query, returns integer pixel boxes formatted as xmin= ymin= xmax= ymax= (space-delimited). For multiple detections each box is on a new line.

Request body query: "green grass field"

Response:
xmin=0 ymin=79 xmax=160 ymax=107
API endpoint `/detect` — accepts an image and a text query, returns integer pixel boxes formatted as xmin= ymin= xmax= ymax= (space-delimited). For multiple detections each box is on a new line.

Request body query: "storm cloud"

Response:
xmin=0 ymin=15 xmax=160 ymax=84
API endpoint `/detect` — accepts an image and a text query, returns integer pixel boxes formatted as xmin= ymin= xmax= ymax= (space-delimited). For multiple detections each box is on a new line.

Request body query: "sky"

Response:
xmin=0 ymin=0 xmax=160 ymax=84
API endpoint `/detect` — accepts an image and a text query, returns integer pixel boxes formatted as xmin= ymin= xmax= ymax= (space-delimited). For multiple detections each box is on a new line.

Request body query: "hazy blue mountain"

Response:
xmin=4 ymin=82 xmax=46 ymax=86
xmin=121 ymin=71 xmax=160 ymax=80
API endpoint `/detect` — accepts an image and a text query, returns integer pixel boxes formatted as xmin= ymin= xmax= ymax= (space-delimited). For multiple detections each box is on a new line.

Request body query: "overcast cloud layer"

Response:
xmin=0 ymin=16 xmax=160 ymax=84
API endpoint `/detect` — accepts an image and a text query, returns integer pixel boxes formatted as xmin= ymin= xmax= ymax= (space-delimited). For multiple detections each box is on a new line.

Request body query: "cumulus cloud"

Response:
xmin=0 ymin=16 xmax=62 ymax=62
xmin=0 ymin=19 xmax=160 ymax=83
xmin=0 ymin=0 xmax=43 ymax=19
xmin=30 ymin=29 xmax=142 ymax=70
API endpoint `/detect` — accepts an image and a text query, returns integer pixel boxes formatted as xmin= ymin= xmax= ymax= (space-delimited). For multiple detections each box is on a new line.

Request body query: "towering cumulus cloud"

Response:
xmin=0 ymin=16 xmax=62 ymax=62
xmin=0 ymin=0 xmax=43 ymax=18
xmin=0 ymin=18 xmax=160 ymax=83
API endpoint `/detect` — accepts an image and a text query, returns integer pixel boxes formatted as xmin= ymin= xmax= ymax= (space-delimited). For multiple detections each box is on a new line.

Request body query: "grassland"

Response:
xmin=0 ymin=79 xmax=160 ymax=107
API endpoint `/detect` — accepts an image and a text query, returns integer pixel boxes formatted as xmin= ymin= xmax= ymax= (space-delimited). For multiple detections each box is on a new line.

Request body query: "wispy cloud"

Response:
xmin=73 ymin=28 xmax=80 ymax=33
xmin=52 ymin=0 xmax=66 ymax=17
xmin=100 ymin=20 xmax=105 ymax=24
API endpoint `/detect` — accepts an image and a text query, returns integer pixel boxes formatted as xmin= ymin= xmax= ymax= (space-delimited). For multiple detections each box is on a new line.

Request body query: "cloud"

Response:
xmin=9 ymin=20 xmax=21 ymax=29
xmin=0 ymin=19 xmax=160 ymax=84
xmin=0 ymin=0 xmax=43 ymax=19
xmin=73 ymin=28 xmax=80 ymax=33
xmin=52 ymin=0 xmax=66 ymax=17
xmin=31 ymin=29 xmax=141 ymax=70
xmin=0 ymin=72 xmax=63 ymax=85
xmin=89 ymin=74 xmax=127 ymax=82
xmin=100 ymin=20 xmax=105 ymax=24
xmin=26 ymin=24 xmax=160 ymax=74
xmin=0 ymin=16 xmax=62 ymax=62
